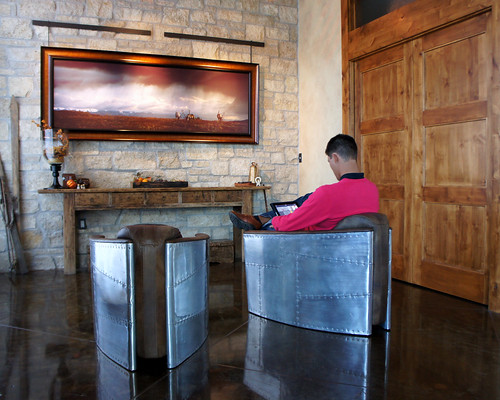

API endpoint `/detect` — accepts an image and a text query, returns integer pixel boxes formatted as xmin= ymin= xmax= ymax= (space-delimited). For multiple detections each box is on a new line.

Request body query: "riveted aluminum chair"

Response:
xmin=243 ymin=213 xmax=391 ymax=336
xmin=90 ymin=224 xmax=210 ymax=371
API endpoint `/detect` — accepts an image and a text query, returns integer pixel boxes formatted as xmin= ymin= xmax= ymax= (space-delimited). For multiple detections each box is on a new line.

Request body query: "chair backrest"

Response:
xmin=334 ymin=213 xmax=391 ymax=327
xmin=117 ymin=224 xmax=182 ymax=358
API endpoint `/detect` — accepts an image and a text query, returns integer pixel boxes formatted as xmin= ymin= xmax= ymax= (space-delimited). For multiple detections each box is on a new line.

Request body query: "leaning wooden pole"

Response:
xmin=0 ymin=154 xmax=27 ymax=274
xmin=10 ymin=96 xmax=21 ymax=222
xmin=0 ymin=97 xmax=28 ymax=274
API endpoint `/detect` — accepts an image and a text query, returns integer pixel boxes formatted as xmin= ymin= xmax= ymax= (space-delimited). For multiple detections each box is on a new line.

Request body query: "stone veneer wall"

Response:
xmin=0 ymin=0 xmax=299 ymax=272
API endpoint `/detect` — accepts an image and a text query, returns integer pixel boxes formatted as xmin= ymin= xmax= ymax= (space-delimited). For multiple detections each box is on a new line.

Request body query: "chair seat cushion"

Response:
xmin=117 ymin=224 xmax=182 ymax=245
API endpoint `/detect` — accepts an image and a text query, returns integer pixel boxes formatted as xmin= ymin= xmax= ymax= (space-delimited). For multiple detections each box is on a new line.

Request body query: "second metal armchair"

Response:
xmin=243 ymin=213 xmax=391 ymax=336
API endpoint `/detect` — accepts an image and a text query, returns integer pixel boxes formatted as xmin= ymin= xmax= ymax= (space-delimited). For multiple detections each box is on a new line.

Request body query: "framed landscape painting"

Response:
xmin=41 ymin=47 xmax=259 ymax=144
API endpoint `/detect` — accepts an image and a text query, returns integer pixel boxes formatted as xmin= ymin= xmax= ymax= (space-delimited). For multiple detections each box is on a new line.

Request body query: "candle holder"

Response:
xmin=41 ymin=127 xmax=69 ymax=189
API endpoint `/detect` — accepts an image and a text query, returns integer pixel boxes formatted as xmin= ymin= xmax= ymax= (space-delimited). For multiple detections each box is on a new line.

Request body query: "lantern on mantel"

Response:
xmin=34 ymin=120 xmax=69 ymax=189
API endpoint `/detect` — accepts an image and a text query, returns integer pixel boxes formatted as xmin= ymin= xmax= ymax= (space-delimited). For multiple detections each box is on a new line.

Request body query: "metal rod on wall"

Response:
xmin=164 ymin=32 xmax=265 ymax=48
xmin=32 ymin=20 xmax=151 ymax=36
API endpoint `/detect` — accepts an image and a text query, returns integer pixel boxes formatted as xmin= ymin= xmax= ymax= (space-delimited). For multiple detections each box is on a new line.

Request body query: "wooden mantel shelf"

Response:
xmin=38 ymin=186 xmax=270 ymax=274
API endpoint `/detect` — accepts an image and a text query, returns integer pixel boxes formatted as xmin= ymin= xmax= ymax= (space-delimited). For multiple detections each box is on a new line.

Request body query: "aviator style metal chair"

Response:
xmin=90 ymin=224 xmax=210 ymax=371
xmin=243 ymin=213 xmax=391 ymax=336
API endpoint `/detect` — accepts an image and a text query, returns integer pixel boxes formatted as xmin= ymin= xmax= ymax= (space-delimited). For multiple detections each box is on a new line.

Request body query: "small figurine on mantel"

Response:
xmin=234 ymin=162 xmax=262 ymax=187
xmin=249 ymin=162 xmax=258 ymax=184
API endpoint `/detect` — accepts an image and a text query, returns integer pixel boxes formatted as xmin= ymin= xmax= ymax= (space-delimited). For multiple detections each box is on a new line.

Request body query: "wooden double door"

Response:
xmin=354 ymin=13 xmax=494 ymax=304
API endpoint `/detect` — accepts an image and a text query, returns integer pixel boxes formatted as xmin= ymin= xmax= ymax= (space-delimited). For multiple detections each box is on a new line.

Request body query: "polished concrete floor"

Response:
xmin=0 ymin=262 xmax=499 ymax=399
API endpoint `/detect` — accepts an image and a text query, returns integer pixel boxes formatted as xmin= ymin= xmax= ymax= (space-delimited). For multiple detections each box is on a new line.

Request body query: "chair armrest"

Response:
xmin=245 ymin=228 xmax=373 ymax=235
xmin=90 ymin=237 xmax=132 ymax=244
xmin=166 ymin=233 xmax=210 ymax=243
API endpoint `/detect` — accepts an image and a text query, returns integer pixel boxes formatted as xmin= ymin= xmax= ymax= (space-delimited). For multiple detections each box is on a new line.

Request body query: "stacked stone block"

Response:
xmin=0 ymin=0 xmax=299 ymax=271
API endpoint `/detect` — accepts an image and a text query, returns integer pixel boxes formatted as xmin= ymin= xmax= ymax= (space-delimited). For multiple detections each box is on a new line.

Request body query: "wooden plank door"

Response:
xmin=354 ymin=44 xmax=412 ymax=282
xmin=354 ymin=13 xmax=492 ymax=303
xmin=411 ymin=14 xmax=491 ymax=304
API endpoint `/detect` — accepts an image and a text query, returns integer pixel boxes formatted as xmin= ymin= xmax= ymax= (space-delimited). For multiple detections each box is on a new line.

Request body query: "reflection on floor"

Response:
xmin=0 ymin=262 xmax=499 ymax=399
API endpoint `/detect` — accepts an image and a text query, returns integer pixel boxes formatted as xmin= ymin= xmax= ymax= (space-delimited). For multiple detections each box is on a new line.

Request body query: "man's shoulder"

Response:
xmin=317 ymin=178 xmax=378 ymax=192
xmin=319 ymin=177 xmax=374 ymax=187
xmin=312 ymin=182 xmax=343 ymax=196
xmin=315 ymin=183 xmax=336 ymax=192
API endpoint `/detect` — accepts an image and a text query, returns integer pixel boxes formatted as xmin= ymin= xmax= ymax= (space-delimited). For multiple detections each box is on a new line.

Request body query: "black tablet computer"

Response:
xmin=270 ymin=201 xmax=300 ymax=216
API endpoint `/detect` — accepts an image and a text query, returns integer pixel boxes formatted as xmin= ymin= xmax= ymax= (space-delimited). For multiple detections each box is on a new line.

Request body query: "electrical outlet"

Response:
xmin=78 ymin=218 xmax=87 ymax=229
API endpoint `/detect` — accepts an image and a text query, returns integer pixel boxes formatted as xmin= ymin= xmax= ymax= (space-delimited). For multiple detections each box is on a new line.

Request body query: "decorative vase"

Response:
xmin=41 ymin=128 xmax=69 ymax=189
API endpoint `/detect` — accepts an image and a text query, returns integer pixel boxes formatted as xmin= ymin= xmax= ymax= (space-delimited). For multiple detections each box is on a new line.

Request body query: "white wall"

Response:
xmin=298 ymin=0 xmax=342 ymax=194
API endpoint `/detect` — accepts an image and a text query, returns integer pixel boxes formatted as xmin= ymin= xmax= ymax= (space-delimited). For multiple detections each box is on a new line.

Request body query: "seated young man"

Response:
xmin=229 ymin=134 xmax=379 ymax=231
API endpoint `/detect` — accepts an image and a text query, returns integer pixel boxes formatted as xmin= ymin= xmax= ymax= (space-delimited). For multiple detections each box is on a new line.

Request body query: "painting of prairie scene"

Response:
xmin=47 ymin=52 xmax=258 ymax=143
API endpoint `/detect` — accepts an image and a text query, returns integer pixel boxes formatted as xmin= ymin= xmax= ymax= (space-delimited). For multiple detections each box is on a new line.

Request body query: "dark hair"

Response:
xmin=325 ymin=134 xmax=358 ymax=160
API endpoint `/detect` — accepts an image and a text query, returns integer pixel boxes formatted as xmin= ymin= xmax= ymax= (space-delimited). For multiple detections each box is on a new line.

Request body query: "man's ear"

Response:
xmin=332 ymin=153 xmax=340 ymax=163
